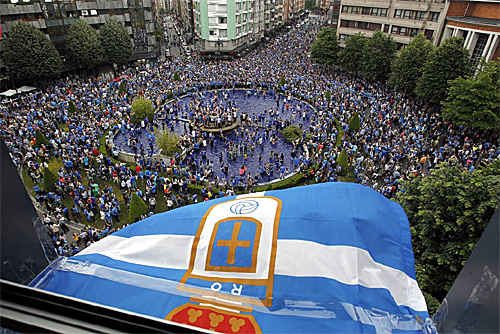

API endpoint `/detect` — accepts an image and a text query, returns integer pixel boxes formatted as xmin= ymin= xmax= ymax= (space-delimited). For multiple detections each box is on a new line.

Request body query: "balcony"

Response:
xmin=337 ymin=26 xmax=378 ymax=36
xmin=1 ymin=18 xmax=46 ymax=33
xmin=0 ymin=3 xmax=42 ymax=15
xmin=82 ymin=15 xmax=105 ymax=24
xmin=76 ymin=1 xmax=97 ymax=10
xmin=338 ymin=13 xmax=388 ymax=24
xmin=96 ymin=0 xmax=128 ymax=9
xmin=109 ymin=13 xmax=130 ymax=22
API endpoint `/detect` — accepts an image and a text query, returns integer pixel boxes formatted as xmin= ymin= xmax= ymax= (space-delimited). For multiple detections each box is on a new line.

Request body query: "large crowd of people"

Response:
xmin=0 ymin=15 xmax=498 ymax=256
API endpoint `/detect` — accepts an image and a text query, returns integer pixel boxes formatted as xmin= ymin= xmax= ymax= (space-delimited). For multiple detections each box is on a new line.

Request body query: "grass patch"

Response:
xmin=254 ymin=172 xmax=307 ymax=192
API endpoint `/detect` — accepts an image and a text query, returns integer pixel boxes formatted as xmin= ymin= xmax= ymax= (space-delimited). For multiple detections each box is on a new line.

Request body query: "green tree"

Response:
xmin=173 ymin=71 xmax=181 ymax=81
xmin=156 ymin=130 xmax=180 ymax=155
xmin=281 ymin=125 xmax=303 ymax=143
xmin=442 ymin=60 xmax=500 ymax=130
xmin=42 ymin=167 xmax=58 ymax=193
xmin=325 ymin=90 xmax=331 ymax=101
xmin=118 ymin=81 xmax=127 ymax=95
xmin=131 ymin=98 xmax=154 ymax=122
xmin=349 ymin=112 xmax=361 ymax=131
xmin=128 ymin=193 xmax=149 ymax=223
xmin=389 ymin=34 xmax=434 ymax=95
xmin=68 ymin=101 xmax=77 ymax=114
xmin=279 ymin=76 xmax=286 ymax=87
xmin=35 ymin=130 xmax=50 ymax=148
xmin=338 ymin=34 xmax=367 ymax=75
xmin=396 ymin=160 xmax=500 ymax=315
xmin=335 ymin=119 xmax=343 ymax=147
xmin=310 ymin=27 xmax=339 ymax=65
xmin=66 ymin=19 xmax=103 ymax=69
xmin=416 ymin=37 xmax=471 ymax=105
xmin=336 ymin=149 xmax=349 ymax=174
xmin=1 ymin=22 xmax=62 ymax=82
xmin=362 ymin=31 xmax=397 ymax=82
xmin=99 ymin=19 xmax=133 ymax=65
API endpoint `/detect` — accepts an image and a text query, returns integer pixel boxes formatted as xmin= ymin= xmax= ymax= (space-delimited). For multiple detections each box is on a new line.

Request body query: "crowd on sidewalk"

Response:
xmin=1 ymin=19 xmax=498 ymax=256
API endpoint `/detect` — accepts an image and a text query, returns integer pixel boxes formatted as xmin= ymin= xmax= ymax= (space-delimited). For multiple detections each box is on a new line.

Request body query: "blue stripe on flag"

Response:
xmin=113 ymin=196 xmax=236 ymax=238
xmin=268 ymin=182 xmax=416 ymax=279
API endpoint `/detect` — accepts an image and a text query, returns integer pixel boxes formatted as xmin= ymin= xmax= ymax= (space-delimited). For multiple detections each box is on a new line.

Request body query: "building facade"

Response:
xmin=336 ymin=0 xmax=446 ymax=47
xmin=438 ymin=0 xmax=499 ymax=68
xmin=0 ymin=0 xmax=158 ymax=86
xmin=189 ymin=0 xmax=292 ymax=54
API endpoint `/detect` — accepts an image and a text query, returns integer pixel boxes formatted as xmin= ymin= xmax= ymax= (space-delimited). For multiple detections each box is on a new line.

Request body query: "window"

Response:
xmin=415 ymin=11 xmax=425 ymax=20
xmin=424 ymin=29 xmax=434 ymax=40
xmin=219 ymin=16 xmax=227 ymax=24
xmin=219 ymin=29 xmax=227 ymax=37
xmin=352 ymin=6 xmax=360 ymax=14
xmin=403 ymin=10 xmax=412 ymax=19
xmin=430 ymin=12 xmax=439 ymax=22
xmin=362 ymin=7 xmax=371 ymax=15
xmin=341 ymin=5 xmax=348 ymax=13
xmin=383 ymin=24 xmax=389 ymax=33
xmin=470 ymin=33 xmax=489 ymax=68
xmin=409 ymin=27 xmax=419 ymax=36
xmin=394 ymin=9 xmax=402 ymax=18
xmin=209 ymin=30 xmax=216 ymax=36
xmin=380 ymin=8 xmax=388 ymax=16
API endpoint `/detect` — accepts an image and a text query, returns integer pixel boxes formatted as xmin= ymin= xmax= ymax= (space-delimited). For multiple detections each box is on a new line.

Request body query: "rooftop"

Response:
xmin=447 ymin=16 xmax=500 ymax=29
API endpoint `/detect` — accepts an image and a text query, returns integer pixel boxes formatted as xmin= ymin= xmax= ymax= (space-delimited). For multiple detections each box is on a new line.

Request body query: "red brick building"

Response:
xmin=438 ymin=0 xmax=499 ymax=68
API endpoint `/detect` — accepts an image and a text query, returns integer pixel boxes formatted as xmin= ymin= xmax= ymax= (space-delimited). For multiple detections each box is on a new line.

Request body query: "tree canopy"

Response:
xmin=396 ymin=160 xmax=500 ymax=315
xmin=349 ymin=112 xmax=361 ymax=131
xmin=131 ymin=98 xmax=154 ymax=122
xmin=66 ymin=19 xmax=103 ymax=69
xmin=310 ymin=27 xmax=339 ymax=66
xmin=339 ymin=33 xmax=367 ymax=75
xmin=128 ymin=193 xmax=149 ymax=223
xmin=156 ymin=130 xmax=180 ymax=156
xmin=1 ymin=22 xmax=62 ymax=83
xmin=442 ymin=60 xmax=500 ymax=130
xmin=416 ymin=37 xmax=471 ymax=105
xmin=281 ymin=125 xmax=303 ymax=143
xmin=99 ymin=19 xmax=133 ymax=65
xmin=362 ymin=31 xmax=397 ymax=82
xmin=389 ymin=34 xmax=434 ymax=95
xmin=42 ymin=167 xmax=58 ymax=193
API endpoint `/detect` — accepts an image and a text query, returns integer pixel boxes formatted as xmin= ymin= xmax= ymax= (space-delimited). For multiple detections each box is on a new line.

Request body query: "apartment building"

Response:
xmin=438 ymin=0 xmax=499 ymax=68
xmin=190 ymin=0 xmax=290 ymax=54
xmin=337 ymin=0 xmax=446 ymax=47
xmin=0 ymin=0 xmax=158 ymax=86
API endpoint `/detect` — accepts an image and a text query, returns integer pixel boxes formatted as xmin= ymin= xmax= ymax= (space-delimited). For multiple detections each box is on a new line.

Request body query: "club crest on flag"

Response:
xmin=205 ymin=217 xmax=262 ymax=273
xmin=177 ymin=196 xmax=282 ymax=307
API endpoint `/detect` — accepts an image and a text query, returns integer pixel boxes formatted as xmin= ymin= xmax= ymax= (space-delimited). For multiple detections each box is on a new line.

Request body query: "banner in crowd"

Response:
xmin=31 ymin=182 xmax=434 ymax=333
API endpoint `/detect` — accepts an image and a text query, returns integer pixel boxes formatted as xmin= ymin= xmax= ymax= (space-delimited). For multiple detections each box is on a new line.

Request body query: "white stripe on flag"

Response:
xmin=275 ymin=239 xmax=427 ymax=311
xmin=78 ymin=234 xmax=194 ymax=270
xmin=77 ymin=235 xmax=426 ymax=311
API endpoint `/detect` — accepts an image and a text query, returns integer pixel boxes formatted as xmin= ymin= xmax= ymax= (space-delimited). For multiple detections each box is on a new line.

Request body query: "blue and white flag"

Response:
xmin=32 ymin=183 xmax=435 ymax=333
